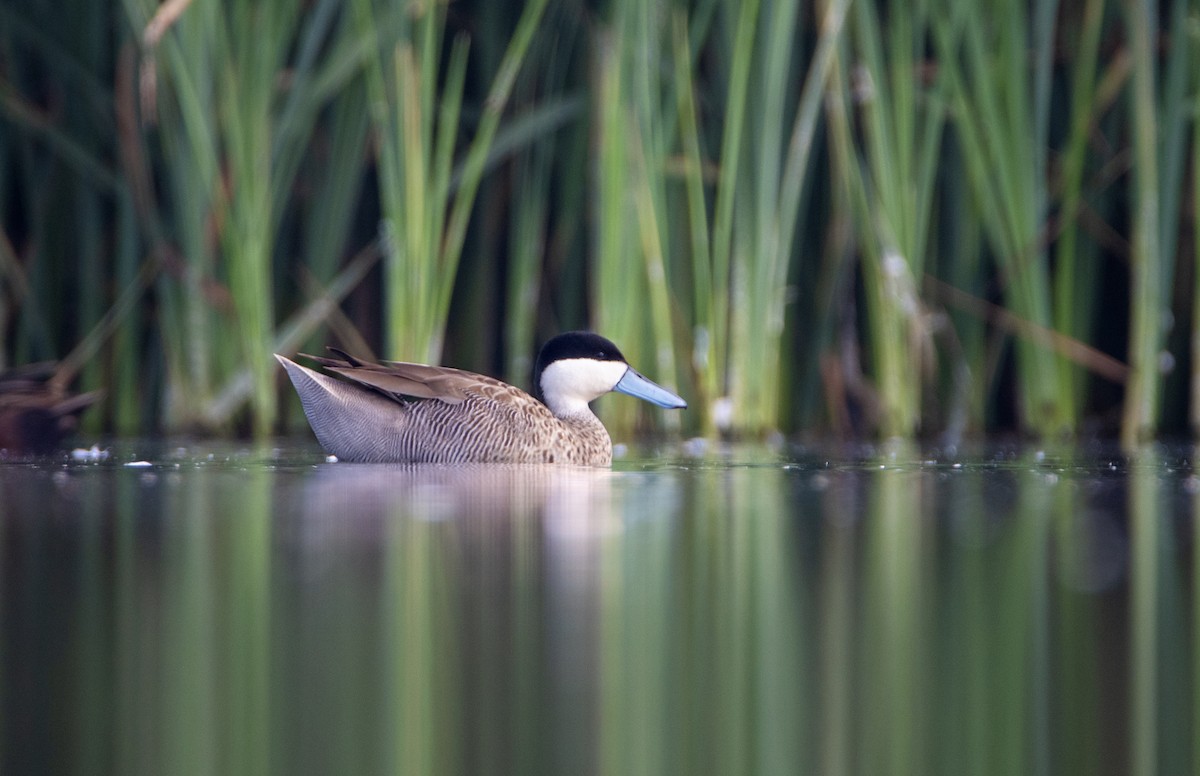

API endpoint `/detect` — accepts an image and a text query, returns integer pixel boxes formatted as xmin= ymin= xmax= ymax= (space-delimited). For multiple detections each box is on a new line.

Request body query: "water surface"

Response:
xmin=1 ymin=440 xmax=1196 ymax=775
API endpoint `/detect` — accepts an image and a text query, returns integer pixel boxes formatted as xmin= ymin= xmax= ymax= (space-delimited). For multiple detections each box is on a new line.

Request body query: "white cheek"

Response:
xmin=540 ymin=359 xmax=628 ymax=414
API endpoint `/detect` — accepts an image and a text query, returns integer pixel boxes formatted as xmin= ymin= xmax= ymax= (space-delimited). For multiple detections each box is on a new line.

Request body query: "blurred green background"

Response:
xmin=0 ymin=0 xmax=1196 ymax=445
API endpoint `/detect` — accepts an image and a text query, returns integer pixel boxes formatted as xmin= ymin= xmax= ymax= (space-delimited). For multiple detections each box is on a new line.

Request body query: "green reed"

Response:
xmin=1195 ymin=89 xmax=1200 ymax=437
xmin=132 ymin=0 xmax=221 ymax=430
xmin=591 ymin=0 xmax=685 ymax=438
xmin=592 ymin=28 xmax=641 ymax=437
xmin=931 ymin=0 xmax=1075 ymax=437
xmin=724 ymin=0 xmax=805 ymax=435
xmin=1052 ymin=0 xmax=1108 ymax=426
xmin=212 ymin=0 xmax=300 ymax=437
xmin=624 ymin=0 xmax=848 ymax=437
xmin=1122 ymin=0 xmax=1193 ymax=447
xmin=703 ymin=0 xmax=756 ymax=432
xmin=356 ymin=0 xmax=548 ymax=364
xmin=120 ymin=0 xmax=371 ymax=433
xmin=2 ymin=0 xmax=1199 ymax=442
xmin=828 ymin=0 xmax=944 ymax=437
xmin=502 ymin=16 xmax=585 ymax=386
xmin=671 ymin=14 xmax=716 ymax=433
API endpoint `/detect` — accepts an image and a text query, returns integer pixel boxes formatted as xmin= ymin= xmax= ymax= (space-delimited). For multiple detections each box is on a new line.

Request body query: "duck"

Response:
xmin=0 ymin=361 xmax=99 ymax=456
xmin=276 ymin=331 xmax=686 ymax=466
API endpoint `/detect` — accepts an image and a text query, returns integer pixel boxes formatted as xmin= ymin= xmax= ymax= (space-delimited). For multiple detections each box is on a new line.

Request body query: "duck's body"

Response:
xmin=0 ymin=362 xmax=99 ymax=455
xmin=277 ymin=332 xmax=685 ymax=466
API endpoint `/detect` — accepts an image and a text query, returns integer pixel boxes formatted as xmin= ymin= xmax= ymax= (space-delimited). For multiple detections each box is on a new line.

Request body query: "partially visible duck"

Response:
xmin=0 ymin=362 xmax=99 ymax=455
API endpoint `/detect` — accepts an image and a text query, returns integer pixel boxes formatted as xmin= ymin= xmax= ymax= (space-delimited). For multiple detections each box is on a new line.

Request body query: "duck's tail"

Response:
xmin=276 ymin=354 xmax=405 ymax=462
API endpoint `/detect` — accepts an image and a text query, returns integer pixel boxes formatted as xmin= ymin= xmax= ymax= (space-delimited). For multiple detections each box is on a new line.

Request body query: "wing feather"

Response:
xmin=299 ymin=352 xmax=539 ymax=409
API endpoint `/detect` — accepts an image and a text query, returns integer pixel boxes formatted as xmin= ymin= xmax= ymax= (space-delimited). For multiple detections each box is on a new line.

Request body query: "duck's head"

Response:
xmin=534 ymin=332 xmax=687 ymax=418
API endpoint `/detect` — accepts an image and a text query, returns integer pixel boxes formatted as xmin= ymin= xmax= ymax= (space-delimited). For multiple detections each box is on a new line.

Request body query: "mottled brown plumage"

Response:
xmin=277 ymin=333 xmax=686 ymax=466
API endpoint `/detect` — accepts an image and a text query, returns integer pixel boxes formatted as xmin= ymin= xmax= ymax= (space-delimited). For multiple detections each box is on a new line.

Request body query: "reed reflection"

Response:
xmin=0 ymin=447 xmax=1196 ymax=776
xmin=286 ymin=463 xmax=617 ymax=776
xmin=1128 ymin=446 xmax=1191 ymax=776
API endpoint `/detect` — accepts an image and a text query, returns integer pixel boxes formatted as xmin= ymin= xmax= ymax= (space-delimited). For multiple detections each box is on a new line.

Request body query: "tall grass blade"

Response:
xmin=592 ymin=31 xmax=639 ymax=434
xmin=672 ymin=13 xmax=715 ymax=432
xmin=126 ymin=0 xmax=381 ymax=433
xmin=500 ymin=24 xmax=584 ymax=387
xmin=216 ymin=0 xmax=298 ymax=436
xmin=590 ymin=0 xmax=688 ymax=438
xmin=728 ymin=0 xmax=849 ymax=434
xmin=1193 ymin=69 xmax=1200 ymax=435
xmin=439 ymin=0 xmax=550 ymax=317
xmin=705 ymin=0 xmax=759 ymax=432
xmin=1121 ymin=0 xmax=1191 ymax=448
xmin=505 ymin=147 xmax=549 ymax=387
xmin=1052 ymin=0 xmax=1108 ymax=418
xmin=359 ymin=0 xmax=548 ymax=364
xmin=839 ymin=0 xmax=944 ymax=437
xmin=932 ymin=0 xmax=1073 ymax=436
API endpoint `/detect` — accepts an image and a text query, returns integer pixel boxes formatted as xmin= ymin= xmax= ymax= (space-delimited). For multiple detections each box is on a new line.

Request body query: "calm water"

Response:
xmin=1 ymin=439 xmax=1196 ymax=775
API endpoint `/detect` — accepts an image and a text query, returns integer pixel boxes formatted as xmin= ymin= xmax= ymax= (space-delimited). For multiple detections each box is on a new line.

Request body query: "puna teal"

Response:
xmin=276 ymin=331 xmax=686 ymax=466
